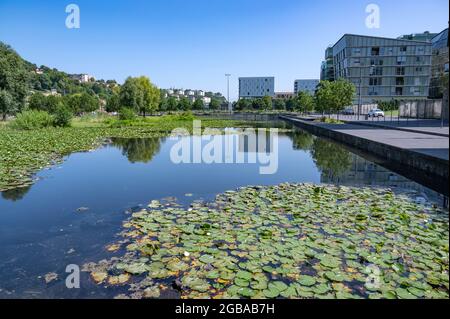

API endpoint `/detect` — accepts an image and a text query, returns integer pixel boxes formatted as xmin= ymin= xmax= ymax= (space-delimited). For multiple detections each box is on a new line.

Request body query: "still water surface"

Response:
xmin=0 ymin=127 xmax=445 ymax=298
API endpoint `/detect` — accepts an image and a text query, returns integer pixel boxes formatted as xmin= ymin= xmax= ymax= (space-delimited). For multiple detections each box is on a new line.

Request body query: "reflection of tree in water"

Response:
xmin=311 ymin=139 xmax=351 ymax=180
xmin=290 ymin=130 xmax=315 ymax=151
xmin=112 ymin=137 xmax=163 ymax=164
xmin=1 ymin=185 xmax=32 ymax=202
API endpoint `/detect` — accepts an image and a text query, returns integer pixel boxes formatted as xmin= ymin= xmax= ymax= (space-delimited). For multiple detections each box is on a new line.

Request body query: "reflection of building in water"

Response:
xmin=321 ymin=154 xmax=430 ymax=194
xmin=238 ymin=131 xmax=272 ymax=153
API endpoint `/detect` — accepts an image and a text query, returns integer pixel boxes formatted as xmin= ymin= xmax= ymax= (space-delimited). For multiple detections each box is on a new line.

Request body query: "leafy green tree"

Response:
xmin=235 ymin=99 xmax=251 ymax=111
xmin=106 ymin=93 xmax=121 ymax=112
xmin=0 ymin=89 xmax=14 ymax=120
xmin=331 ymin=79 xmax=355 ymax=117
xmin=178 ymin=97 xmax=191 ymax=111
xmin=0 ymin=43 xmax=29 ymax=116
xmin=209 ymin=98 xmax=220 ymax=110
xmin=286 ymin=97 xmax=300 ymax=112
xmin=314 ymin=81 xmax=334 ymax=116
xmin=166 ymin=97 xmax=178 ymax=111
xmin=273 ymin=99 xmax=286 ymax=110
xmin=193 ymin=98 xmax=204 ymax=110
xmin=262 ymin=96 xmax=273 ymax=110
xmin=136 ymin=76 xmax=160 ymax=116
xmin=297 ymin=92 xmax=315 ymax=114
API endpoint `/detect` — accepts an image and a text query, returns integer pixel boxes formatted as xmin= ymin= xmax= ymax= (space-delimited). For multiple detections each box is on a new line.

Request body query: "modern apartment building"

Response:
xmin=398 ymin=31 xmax=437 ymax=42
xmin=294 ymin=79 xmax=319 ymax=95
xmin=429 ymin=28 xmax=449 ymax=99
xmin=238 ymin=77 xmax=275 ymax=99
xmin=332 ymin=34 xmax=432 ymax=104
xmin=320 ymin=46 xmax=335 ymax=81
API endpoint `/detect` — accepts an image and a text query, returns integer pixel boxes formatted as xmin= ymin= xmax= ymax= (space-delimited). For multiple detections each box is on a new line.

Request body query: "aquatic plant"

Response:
xmin=84 ymin=183 xmax=449 ymax=299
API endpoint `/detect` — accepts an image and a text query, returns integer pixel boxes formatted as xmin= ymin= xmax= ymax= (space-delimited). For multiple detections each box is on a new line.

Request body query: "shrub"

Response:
xmin=53 ymin=105 xmax=73 ymax=127
xmin=10 ymin=110 xmax=54 ymax=130
xmin=119 ymin=108 xmax=136 ymax=121
xmin=174 ymin=111 xmax=194 ymax=121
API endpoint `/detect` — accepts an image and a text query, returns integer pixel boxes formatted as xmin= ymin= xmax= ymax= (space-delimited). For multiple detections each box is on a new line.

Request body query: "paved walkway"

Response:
xmin=283 ymin=116 xmax=449 ymax=161
xmin=297 ymin=115 xmax=449 ymax=137
xmin=326 ymin=123 xmax=449 ymax=161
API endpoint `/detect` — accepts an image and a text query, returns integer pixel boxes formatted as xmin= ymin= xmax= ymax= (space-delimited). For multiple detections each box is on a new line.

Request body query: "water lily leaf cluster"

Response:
xmin=84 ymin=183 xmax=449 ymax=299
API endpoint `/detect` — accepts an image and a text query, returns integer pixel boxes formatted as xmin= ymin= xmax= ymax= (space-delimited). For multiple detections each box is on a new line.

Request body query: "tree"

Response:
xmin=178 ymin=97 xmax=191 ymax=111
xmin=315 ymin=80 xmax=355 ymax=117
xmin=0 ymin=43 xmax=29 ymax=116
xmin=120 ymin=76 xmax=160 ymax=117
xmin=286 ymin=98 xmax=300 ymax=112
xmin=297 ymin=92 xmax=314 ymax=114
xmin=166 ymin=97 xmax=178 ymax=112
xmin=193 ymin=98 xmax=204 ymax=110
xmin=136 ymin=76 xmax=160 ymax=116
xmin=106 ymin=92 xmax=121 ymax=113
xmin=209 ymin=98 xmax=220 ymax=110
xmin=0 ymin=89 xmax=14 ymax=120
xmin=262 ymin=96 xmax=273 ymax=110
xmin=330 ymin=79 xmax=355 ymax=117
xmin=273 ymin=99 xmax=286 ymax=110
xmin=235 ymin=99 xmax=251 ymax=111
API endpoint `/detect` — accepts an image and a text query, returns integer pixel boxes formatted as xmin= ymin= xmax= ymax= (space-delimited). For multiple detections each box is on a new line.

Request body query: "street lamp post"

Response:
xmin=225 ymin=74 xmax=232 ymax=113
xmin=358 ymin=66 xmax=362 ymax=121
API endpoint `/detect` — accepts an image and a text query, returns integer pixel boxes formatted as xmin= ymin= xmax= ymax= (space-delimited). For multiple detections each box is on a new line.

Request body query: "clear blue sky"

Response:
xmin=0 ymin=0 xmax=448 ymax=100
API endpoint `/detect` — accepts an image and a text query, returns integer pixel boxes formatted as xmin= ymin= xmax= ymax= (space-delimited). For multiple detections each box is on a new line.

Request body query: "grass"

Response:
xmin=0 ymin=115 xmax=256 ymax=191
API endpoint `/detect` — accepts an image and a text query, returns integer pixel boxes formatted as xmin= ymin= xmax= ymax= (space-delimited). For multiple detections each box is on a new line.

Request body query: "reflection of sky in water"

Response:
xmin=0 ymin=130 xmax=445 ymax=298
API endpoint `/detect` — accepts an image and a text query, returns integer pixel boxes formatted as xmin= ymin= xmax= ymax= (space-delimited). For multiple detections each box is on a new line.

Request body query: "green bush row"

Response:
xmin=10 ymin=107 xmax=73 ymax=130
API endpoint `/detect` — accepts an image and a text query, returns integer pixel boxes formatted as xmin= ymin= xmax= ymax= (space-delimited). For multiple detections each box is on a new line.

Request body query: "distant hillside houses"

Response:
xmin=162 ymin=88 xmax=224 ymax=106
xmin=70 ymin=74 xmax=95 ymax=83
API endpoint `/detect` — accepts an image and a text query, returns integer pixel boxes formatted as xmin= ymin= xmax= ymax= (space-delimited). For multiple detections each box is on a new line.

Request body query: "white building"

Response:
xmin=202 ymin=96 xmax=211 ymax=105
xmin=185 ymin=90 xmax=195 ymax=96
xmin=196 ymin=90 xmax=205 ymax=97
xmin=294 ymin=79 xmax=320 ymax=95
xmin=71 ymin=74 xmax=93 ymax=83
xmin=239 ymin=77 xmax=275 ymax=99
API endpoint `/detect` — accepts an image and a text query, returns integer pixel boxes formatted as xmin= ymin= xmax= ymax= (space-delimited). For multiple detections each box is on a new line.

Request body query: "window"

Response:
xmin=396 ymin=67 xmax=405 ymax=75
xmin=395 ymin=87 xmax=403 ymax=96
xmin=397 ymin=56 xmax=406 ymax=65
xmin=370 ymin=67 xmax=383 ymax=76
xmin=352 ymin=48 xmax=362 ymax=56
xmin=396 ymin=77 xmax=405 ymax=86
xmin=371 ymin=47 xmax=380 ymax=56
xmin=369 ymin=78 xmax=382 ymax=86
xmin=400 ymin=46 xmax=407 ymax=53
xmin=370 ymin=59 xmax=383 ymax=66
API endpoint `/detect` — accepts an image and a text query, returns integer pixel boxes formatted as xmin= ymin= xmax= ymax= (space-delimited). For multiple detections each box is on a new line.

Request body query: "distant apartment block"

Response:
xmin=320 ymin=46 xmax=335 ymax=81
xmin=429 ymin=28 xmax=449 ymax=99
xmin=294 ymin=79 xmax=319 ymax=95
xmin=332 ymin=34 xmax=432 ymax=104
xmin=239 ymin=77 xmax=275 ymax=99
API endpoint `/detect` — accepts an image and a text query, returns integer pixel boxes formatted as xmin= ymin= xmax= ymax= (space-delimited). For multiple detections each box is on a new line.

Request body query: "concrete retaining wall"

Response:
xmin=280 ymin=116 xmax=449 ymax=184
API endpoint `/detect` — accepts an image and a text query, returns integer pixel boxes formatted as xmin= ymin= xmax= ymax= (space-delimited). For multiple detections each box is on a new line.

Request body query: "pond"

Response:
xmin=0 ymin=124 xmax=447 ymax=299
